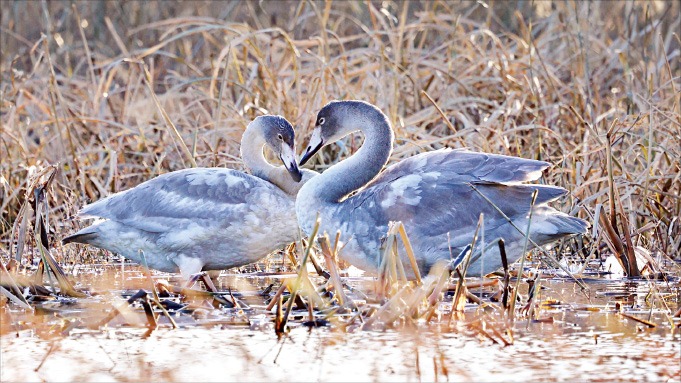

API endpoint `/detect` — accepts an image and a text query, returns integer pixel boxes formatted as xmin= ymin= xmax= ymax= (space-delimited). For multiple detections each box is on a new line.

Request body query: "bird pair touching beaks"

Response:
xmin=63 ymin=100 xmax=588 ymax=280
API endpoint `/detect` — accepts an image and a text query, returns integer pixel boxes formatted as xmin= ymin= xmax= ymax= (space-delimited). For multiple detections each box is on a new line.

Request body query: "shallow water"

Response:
xmin=3 ymin=324 xmax=678 ymax=382
xmin=1 ymin=265 xmax=680 ymax=382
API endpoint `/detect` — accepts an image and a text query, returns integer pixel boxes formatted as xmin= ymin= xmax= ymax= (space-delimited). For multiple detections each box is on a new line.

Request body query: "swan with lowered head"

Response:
xmin=296 ymin=100 xmax=588 ymax=277
xmin=63 ymin=115 xmax=315 ymax=279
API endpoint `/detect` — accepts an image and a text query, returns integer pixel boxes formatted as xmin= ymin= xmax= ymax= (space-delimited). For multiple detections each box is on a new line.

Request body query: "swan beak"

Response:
xmin=299 ymin=127 xmax=324 ymax=166
xmin=280 ymin=144 xmax=303 ymax=182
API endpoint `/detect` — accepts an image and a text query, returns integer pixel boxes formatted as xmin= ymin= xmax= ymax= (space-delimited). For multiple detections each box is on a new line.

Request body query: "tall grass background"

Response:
xmin=1 ymin=1 xmax=679 ymax=268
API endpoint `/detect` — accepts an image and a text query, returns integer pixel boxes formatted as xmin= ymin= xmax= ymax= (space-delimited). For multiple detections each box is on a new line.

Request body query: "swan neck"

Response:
xmin=240 ymin=127 xmax=275 ymax=182
xmin=315 ymin=117 xmax=393 ymax=203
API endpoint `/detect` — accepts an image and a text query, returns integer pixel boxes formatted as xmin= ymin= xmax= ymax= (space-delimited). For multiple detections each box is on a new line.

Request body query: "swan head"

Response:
xmin=250 ymin=115 xmax=303 ymax=182
xmin=300 ymin=100 xmax=384 ymax=165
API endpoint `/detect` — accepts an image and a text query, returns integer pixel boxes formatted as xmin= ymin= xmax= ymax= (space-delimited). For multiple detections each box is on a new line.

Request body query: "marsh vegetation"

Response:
xmin=1 ymin=1 xmax=680 ymax=381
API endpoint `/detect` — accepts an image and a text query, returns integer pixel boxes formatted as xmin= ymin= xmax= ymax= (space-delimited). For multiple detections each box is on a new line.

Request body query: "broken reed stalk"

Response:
xmin=9 ymin=193 xmax=29 ymax=263
xmin=509 ymin=189 xmax=539 ymax=321
xmin=307 ymin=247 xmax=329 ymax=278
xmin=34 ymin=341 xmax=59 ymax=373
xmin=424 ymin=267 xmax=452 ymax=322
xmin=222 ymin=284 xmax=244 ymax=309
xmin=10 ymin=164 xmax=57 ymax=264
xmin=399 ymin=278 xmax=436 ymax=319
xmin=274 ymin=292 xmax=283 ymax=337
xmin=34 ymin=225 xmax=68 ymax=296
xmin=32 ymin=170 xmax=84 ymax=298
xmin=498 ymin=239 xmax=511 ymax=311
xmin=450 ymin=268 xmax=468 ymax=316
xmin=465 ymin=290 xmax=482 ymax=305
xmin=0 ymin=286 xmax=31 ymax=310
xmin=460 ymin=279 xmax=498 ymax=289
xmin=598 ymin=210 xmax=629 ymax=269
xmin=296 ymin=269 xmax=326 ymax=309
xmin=375 ymin=222 xmax=421 ymax=301
xmin=5 ymin=166 xmax=63 ymax=305
xmin=378 ymin=227 xmax=399 ymax=299
xmin=35 ymin=216 xmax=76 ymax=296
xmin=599 ymin=118 xmax=640 ymax=277
xmin=266 ymin=282 xmax=289 ymax=311
xmin=278 ymin=216 xmax=320 ymax=333
xmin=485 ymin=319 xmax=513 ymax=346
xmin=523 ymin=272 xmax=543 ymax=326
xmin=473 ymin=309 xmax=514 ymax=346
xmin=394 ymin=240 xmax=409 ymax=286
xmin=619 ymin=312 xmax=657 ymax=328
xmin=601 ymin=119 xmax=638 ymax=277
xmin=427 ymin=263 xmax=452 ymax=307
xmin=198 ymin=273 xmax=219 ymax=293
xmin=319 ymin=234 xmax=348 ymax=306
xmin=450 ymin=214 xmax=483 ymax=319
xmin=605 ymin=120 xmax=618 ymax=236
xmin=396 ymin=222 xmax=422 ymax=285
xmin=0 ymin=259 xmax=29 ymax=308
xmin=285 ymin=243 xmax=299 ymax=268
xmin=614 ymin=186 xmax=641 ymax=276
xmin=140 ymin=295 xmax=158 ymax=330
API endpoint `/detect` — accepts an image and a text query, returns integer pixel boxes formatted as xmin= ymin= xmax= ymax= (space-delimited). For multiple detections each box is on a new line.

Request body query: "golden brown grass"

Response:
xmin=1 ymin=1 xmax=679 ymax=277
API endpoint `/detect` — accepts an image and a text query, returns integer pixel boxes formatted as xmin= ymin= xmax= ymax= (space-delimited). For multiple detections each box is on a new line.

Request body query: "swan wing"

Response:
xmin=365 ymin=149 xmax=550 ymax=187
xmin=346 ymin=149 xmax=567 ymax=238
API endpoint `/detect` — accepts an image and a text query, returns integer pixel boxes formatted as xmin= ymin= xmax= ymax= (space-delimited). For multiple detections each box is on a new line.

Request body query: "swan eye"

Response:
xmin=318 ymin=117 xmax=325 ymax=125
xmin=277 ymin=134 xmax=283 ymax=140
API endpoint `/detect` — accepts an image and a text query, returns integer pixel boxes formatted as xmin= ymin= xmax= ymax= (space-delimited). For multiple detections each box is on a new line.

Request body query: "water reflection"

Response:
xmin=1 ymin=265 xmax=679 ymax=382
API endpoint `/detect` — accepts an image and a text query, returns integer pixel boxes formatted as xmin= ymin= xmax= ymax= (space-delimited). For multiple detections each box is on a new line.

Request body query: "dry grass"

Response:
xmin=1 ymin=1 xmax=679 ymax=283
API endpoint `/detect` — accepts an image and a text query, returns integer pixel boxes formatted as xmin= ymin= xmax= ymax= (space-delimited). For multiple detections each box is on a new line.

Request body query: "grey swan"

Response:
xmin=296 ymin=100 xmax=588 ymax=277
xmin=63 ymin=115 xmax=315 ymax=278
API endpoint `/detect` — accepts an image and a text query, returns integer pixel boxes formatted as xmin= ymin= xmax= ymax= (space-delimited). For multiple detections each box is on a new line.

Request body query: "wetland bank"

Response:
xmin=1 ymin=1 xmax=680 ymax=382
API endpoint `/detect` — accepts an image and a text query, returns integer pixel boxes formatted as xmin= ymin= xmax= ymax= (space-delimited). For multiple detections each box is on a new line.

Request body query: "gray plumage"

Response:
xmin=63 ymin=116 xmax=314 ymax=278
xmin=296 ymin=100 xmax=588 ymax=277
